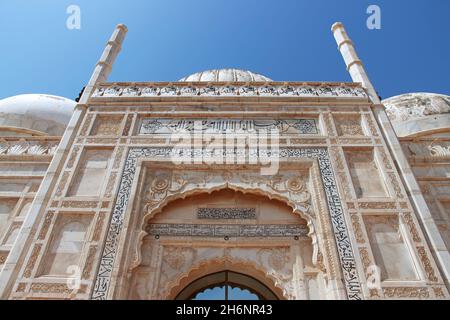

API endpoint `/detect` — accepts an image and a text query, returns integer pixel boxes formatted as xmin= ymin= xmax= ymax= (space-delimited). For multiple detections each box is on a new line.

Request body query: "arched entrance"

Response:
xmin=125 ymin=188 xmax=327 ymax=300
xmin=176 ymin=270 xmax=278 ymax=300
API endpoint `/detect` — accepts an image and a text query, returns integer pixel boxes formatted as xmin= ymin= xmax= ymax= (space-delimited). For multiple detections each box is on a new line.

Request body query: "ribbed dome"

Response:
xmin=179 ymin=68 xmax=272 ymax=82
xmin=0 ymin=94 xmax=76 ymax=136
xmin=383 ymin=93 xmax=450 ymax=122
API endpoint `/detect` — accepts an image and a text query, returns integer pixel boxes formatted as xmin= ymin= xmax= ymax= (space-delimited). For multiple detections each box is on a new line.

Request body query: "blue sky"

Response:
xmin=0 ymin=0 xmax=449 ymax=101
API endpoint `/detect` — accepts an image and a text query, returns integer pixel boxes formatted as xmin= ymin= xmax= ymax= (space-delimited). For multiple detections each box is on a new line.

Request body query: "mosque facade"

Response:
xmin=0 ymin=23 xmax=449 ymax=300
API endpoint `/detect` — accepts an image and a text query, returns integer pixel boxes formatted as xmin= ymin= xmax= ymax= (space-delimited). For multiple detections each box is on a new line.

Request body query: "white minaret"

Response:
xmin=331 ymin=22 xmax=380 ymax=103
xmin=332 ymin=22 xmax=450 ymax=288
xmin=0 ymin=24 xmax=128 ymax=298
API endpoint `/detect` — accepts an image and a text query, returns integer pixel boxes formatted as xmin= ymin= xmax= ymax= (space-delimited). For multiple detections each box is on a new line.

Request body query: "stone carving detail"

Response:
xmin=162 ymin=247 xmax=196 ymax=271
xmin=67 ymin=146 xmax=80 ymax=168
xmin=92 ymin=84 xmax=368 ymax=99
xmin=388 ymin=172 xmax=404 ymax=199
xmin=55 ymin=171 xmax=70 ymax=197
xmin=92 ymin=212 xmax=105 ymax=242
xmin=402 ymin=213 xmax=421 ymax=242
xmin=144 ymin=170 xmax=311 ymax=216
xmin=122 ymin=114 xmax=134 ymax=136
xmin=433 ymin=287 xmax=446 ymax=299
xmin=105 ymin=173 xmax=118 ymax=198
xmin=383 ymin=287 xmax=430 ymax=299
xmin=0 ymin=139 xmax=58 ymax=156
xmin=80 ymin=114 xmax=94 ymax=136
xmin=417 ymin=246 xmax=438 ymax=282
xmin=15 ymin=283 xmax=26 ymax=292
xmin=363 ymin=114 xmax=379 ymax=136
xmin=113 ymin=146 xmax=125 ymax=170
xmin=359 ymin=247 xmax=371 ymax=273
xmin=0 ymin=251 xmax=8 ymax=264
xmin=334 ymin=117 xmax=364 ymax=136
xmin=82 ymin=245 xmax=98 ymax=279
xmin=61 ymin=201 xmax=98 ymax=208
xmin=91 ymin=147 xmax=363 ymax=300
xmin=378 ymin=148 xmax=393 ymax=170
xmin=90 ymin=115 xmax=122 ymax=136
xmin=197 ymin=207 xmax=256 ymax=219
xmin=384 ymin=93 xmax=450 ymax=122
xmin=428 ymin=145 xmax=450 ymax=157
xmin=351 ymin=215 xmax=365 ymax=244
xmin=358 ymin=202 xmax=396 ymax=210
xmin=30 ymin=283 xmax=75 ymax=294
xmin=140 ymin=118 xmax=318 ymax=135
xmin=38 ymin=211 xmax=55 ymax=240
xmin=146 ymin=223 xmax=308 ymax=238
xmin=23 ymin=244 xmax=42 ymax=278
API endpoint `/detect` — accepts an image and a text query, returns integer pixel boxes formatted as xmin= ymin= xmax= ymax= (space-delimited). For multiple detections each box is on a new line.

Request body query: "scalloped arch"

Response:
xmin=129 ymin=184 xmax=318 ymax=272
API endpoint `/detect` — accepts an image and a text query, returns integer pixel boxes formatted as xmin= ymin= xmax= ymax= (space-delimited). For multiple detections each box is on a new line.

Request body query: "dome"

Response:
xmin=383 ymin=93 xmax=450 ymax=122
xmin=179 ymin=68 xmax=272 ymax=82
xmin=383 ymin=93 xmax=450 ymax=137
xmin=0 ymin=94 xmax=76 ymax=136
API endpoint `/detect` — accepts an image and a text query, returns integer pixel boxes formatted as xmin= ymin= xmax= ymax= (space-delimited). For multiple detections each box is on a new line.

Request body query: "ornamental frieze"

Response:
xmin=91 ymin=83 xmax=368 ymax=100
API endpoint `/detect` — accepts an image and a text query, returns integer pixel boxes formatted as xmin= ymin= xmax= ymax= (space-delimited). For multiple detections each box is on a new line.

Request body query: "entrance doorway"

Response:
xmin=175 ymin=270 xmax=279 ymax=300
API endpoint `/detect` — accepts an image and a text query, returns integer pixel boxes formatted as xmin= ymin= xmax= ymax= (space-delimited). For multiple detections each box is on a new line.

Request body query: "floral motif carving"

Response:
xmin=122 ymin=114 xmax=134 ymax=136
xmin=82 ymin=245 xmax=98 ymax=279
xmin=378 ymin=148 xmax=393 ymax=170
xmin=383 ymin=287 xmax=430 ymax=299
xmin=80 ymin=114 xmax=94 ymax=136
xmin=67 ymin=146 xmax=80 ymax=168
xmin=402 ymin=213 xmax=421 ymax=242
xmin=93 ymin=84 xmax=368 ymax=100
xmin=38 ymin=211 xmax=54 ymax=240
xmin=23 ymin=244 xmax=42 ymax=278
xmin=351 ymin=215 xmax=366 ymax=243
xmin=16 ymin=283 xmax=26 ymax=293
xmin=105 ymin=173 xmax=117 ymax=198
xmin=358 ymin=202 xmax=396 ymax=210
xmin=55 ymin=172 xmax=70 ymax=197
xmin=363 ymin=114 xmax=379 ymax=136
xmin=417 ymin=246 xmax=438 ymax=282
xmin=432 ymin=287 xmax=446 ymax=299
xmin=334 ymin=116 xmax=364 ymax=136
xmin=30 ymin=283 xmax=73 ymax=294
xmin=92 ymin=212 xmax=105 ymax=242
xmin=388 ymin=172 xmax=404 ymax=199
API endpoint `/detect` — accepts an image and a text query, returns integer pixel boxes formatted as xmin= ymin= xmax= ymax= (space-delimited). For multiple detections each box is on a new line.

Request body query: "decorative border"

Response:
xmin=91 ymin=147 xmax=363 ymax=300
xmin=91 ymin=84 xmax=368 ymax=100
xmin=146 ymin=223 xmax=308 ymax=237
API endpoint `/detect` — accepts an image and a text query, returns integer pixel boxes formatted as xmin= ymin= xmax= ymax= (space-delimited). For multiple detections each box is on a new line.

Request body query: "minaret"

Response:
xmin=331 ymin=22 xmax=380 ymax=103
xmin=331 ymin=22 xmax=450 ymax=288
xmin=0 ymin=24 xmax=128 ymax=298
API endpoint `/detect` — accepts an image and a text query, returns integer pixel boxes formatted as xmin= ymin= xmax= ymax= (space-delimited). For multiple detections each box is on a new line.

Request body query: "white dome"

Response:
xmin=179 ymin=68 xmax=272 ymax=82
xmin=383 ymin=93 xmax=450 ymax=137
xmin=0 ymin=94 xmax=76 ymax=136
xmin=383 ymin=93 xmax=450 ymax=122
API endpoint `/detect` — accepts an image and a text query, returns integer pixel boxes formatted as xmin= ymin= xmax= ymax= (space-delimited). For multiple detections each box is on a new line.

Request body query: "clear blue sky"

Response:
xmin=0 ymin=0 xmax=449 ymax=101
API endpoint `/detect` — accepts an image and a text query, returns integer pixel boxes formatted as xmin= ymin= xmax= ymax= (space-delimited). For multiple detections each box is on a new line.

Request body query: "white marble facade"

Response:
xmin=0 ymin=23 xmax=449 ymax=300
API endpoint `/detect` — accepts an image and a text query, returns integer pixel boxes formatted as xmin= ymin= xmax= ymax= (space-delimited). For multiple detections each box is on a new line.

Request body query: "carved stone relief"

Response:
xmin=91 ymin=147 xmax=363 ymax=300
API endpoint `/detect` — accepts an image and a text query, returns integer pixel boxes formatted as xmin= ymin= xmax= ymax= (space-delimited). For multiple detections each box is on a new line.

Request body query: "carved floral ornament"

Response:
xmin=428 ymin=144 xmax=450 ymax=157
xmin=0 ymin=139 xmax=58 ymax=156
xmin=91 ymin=84 xmax=368 ymax=100
xmin=143 ymin=170 xmax=312 ymax=220
xmin=92 ymin=84 xmax=368 ymax=101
